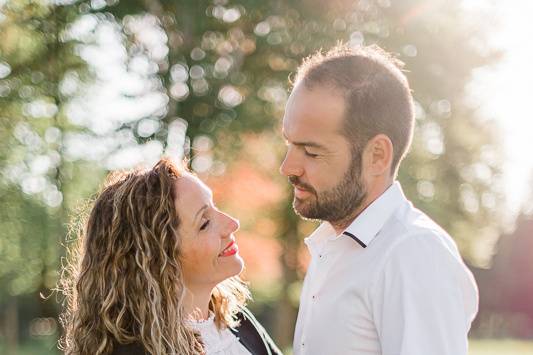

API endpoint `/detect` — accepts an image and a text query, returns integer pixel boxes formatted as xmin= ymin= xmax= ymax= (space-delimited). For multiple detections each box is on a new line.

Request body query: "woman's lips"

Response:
xmin=219 ymin=240 xmax=238 ymax=257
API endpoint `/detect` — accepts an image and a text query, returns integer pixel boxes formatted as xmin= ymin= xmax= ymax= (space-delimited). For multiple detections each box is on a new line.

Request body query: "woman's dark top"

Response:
xmin=111 ymin=307 xmax=283 ymax=355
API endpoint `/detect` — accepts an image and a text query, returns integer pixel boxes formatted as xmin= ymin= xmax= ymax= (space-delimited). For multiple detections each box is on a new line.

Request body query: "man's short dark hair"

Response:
xmin=294 ymin=44 xmax=415 ymax=177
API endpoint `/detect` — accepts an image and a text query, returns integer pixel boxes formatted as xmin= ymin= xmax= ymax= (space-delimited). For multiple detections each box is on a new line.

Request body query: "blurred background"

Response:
xmin=1 ymin=0 xmax=532 ymax=354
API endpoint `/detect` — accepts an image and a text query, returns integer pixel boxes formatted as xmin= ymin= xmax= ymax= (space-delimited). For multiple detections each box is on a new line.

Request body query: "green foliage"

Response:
xmin=0 ymin=0 xmax=508 ymax=349
xmin=0 ymin=0 xmax=90 ymax=302
xmin=469 ymin=339 xmax=533 ymax=355
xmin=96 ymin=0 xmax=504 ymax=263
xmin=0 ymin=5 xmax=103 ymax=352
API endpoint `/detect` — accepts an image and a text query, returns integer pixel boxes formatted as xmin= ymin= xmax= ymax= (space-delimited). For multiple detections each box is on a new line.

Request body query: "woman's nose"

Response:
xmin=223 ymin=213 xmax=240 ymax=234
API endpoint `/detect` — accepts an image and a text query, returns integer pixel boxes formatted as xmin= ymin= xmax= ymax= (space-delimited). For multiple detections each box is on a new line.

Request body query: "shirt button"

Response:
xmin=312 ymin=295 xmax=316 ymax=300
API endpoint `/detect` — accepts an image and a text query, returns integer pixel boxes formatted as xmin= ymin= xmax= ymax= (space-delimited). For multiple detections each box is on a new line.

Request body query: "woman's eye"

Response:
xmin=304 ymin=150 xmax=318 ymax=158
xmin=200 ymin=220 xmax=210 ymax=231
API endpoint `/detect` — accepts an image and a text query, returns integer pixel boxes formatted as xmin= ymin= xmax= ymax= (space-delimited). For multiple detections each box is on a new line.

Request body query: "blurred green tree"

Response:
xmin=86 ymin=0 xmax=502 ymax=347
xmin=0 ymin=1 xmax=99 ymax=352
xmin=0 ymin=0 xmax=506 ymax=352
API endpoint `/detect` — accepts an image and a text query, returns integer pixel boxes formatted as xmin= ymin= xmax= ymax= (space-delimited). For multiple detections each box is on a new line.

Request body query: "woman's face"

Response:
xmin=175 ymin=173 xmax=243 ymax=290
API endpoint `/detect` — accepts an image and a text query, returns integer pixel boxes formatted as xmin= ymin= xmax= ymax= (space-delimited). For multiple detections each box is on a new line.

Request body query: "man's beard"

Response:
xmin=289 ymin=151 xmax=367 ymax=225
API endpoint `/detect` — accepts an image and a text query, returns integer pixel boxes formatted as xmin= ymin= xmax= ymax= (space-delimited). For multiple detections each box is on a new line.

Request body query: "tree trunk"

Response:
xmin=5 ymin=296 xmax=19 ymax=355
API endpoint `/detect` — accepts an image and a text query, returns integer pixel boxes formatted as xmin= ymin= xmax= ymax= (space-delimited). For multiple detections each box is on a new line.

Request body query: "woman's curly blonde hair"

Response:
xmin=58 ymin=158 xmax=250 ymax=355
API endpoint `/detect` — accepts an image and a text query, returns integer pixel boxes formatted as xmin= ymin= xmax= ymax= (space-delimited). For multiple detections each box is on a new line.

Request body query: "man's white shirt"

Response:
xmin=293 ymin=182 xmax=479 ymax=355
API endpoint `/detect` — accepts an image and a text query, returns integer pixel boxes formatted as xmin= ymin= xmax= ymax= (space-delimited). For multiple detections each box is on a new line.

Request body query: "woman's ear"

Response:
xmin=363 ymin=134 xmax=394 ymax=176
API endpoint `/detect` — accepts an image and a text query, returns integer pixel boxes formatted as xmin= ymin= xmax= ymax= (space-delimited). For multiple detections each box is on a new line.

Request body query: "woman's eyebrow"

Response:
xmin=194 ymin=205 xmax=208 ymax=223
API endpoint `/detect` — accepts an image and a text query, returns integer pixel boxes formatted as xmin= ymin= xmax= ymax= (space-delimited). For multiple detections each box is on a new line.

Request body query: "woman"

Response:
xmin=58 ymin=158 xmax=282 ymax=355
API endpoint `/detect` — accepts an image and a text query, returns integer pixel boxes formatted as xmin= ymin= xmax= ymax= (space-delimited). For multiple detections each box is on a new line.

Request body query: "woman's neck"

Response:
xmin=183 ymin=285 xmax=213 ymax=321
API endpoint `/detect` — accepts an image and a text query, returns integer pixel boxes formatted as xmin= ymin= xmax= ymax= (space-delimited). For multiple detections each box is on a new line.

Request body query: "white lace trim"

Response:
xmin=186 ymin=313 xmax=251 ymax=355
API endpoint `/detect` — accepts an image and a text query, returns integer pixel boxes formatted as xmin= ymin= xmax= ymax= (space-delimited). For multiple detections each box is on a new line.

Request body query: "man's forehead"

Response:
xmin=283 ymin=86 xmax=346 ymax=139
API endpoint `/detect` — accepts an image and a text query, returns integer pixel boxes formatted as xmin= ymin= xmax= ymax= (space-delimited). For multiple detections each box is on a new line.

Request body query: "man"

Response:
xmin=280 ymin=44 xmax=478 ymax=355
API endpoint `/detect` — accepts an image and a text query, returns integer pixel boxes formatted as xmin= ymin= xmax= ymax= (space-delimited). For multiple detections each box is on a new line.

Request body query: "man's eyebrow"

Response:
xmin=292 ymin=141 xmax=326 ymax=149
xmin=282 ymin=130 xmax=327 ymax=150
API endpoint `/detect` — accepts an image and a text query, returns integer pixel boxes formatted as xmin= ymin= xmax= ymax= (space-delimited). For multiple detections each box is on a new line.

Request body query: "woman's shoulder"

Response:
xmin=111 ymin=342 xmax=148 ymax=355
xmin=108 ymin=309 xmax=283 ymax=355
xmin=233 ymin=307 xmax=283 ymax=355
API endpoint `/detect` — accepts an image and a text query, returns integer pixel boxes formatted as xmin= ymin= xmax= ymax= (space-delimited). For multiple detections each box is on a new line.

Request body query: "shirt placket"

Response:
xmin=299 ymin=241 xmax=334 ymax=353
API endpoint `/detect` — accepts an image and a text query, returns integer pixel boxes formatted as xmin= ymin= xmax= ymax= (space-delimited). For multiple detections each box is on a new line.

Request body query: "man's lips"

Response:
xmin=218 ymin=240 xmax=238 ymax=257
xmin=293 ymin=185 xmax=313 ymax=199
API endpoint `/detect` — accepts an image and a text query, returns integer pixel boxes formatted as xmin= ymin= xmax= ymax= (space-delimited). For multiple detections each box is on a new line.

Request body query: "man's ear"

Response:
xmin=362 ymin=134 xmax=394 ymax=176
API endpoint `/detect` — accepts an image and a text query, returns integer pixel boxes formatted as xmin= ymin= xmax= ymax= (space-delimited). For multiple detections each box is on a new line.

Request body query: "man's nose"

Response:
xmin=280 ymin=147 xmax=303 ymax=177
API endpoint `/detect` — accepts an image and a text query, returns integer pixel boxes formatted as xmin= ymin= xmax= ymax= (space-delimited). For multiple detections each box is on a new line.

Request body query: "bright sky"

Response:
xmin=463 ymin=0 xmax=533 ymax=220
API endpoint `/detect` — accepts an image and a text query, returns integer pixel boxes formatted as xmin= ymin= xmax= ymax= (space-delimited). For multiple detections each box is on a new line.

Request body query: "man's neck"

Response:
xmin=330 ymin=180 xmax=394 ymax=235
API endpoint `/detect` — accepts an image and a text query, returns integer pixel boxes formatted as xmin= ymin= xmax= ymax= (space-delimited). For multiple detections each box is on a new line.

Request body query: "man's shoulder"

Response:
xmin=374 ymin=213 xmax=473 ymax=294
xmin=384 ymin=204 xmax=461 ymax=261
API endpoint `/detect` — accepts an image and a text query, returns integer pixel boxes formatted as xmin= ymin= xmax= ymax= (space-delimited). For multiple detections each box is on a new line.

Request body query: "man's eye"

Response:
xmin=304 ymin=150 xmax=319 ymax=158
xmin=200 ymin=220 xmax=210 ymax=231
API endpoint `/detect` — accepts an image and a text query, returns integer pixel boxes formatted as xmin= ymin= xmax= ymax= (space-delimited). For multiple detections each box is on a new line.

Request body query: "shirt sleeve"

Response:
xmin=369 ymin=233 xmax=478 ymax=355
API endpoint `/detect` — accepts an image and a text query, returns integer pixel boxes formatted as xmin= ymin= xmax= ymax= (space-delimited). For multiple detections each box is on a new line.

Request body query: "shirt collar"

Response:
xmin=304 ymin=181 xmax=406 ymax=253
xmin=342 ymin=181 xmax=405 ymax=248
xmin=304 ymin=222 xmax=334 ymax=248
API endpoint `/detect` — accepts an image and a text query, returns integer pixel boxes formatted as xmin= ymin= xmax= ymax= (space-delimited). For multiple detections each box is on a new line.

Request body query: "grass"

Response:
xmin=469 ymin=339 xmax=533 ymax=355
xmin=2 ymin=338 xmax=533 ymax=354
xmin=0 ymin=336 xmax=59 ymax=355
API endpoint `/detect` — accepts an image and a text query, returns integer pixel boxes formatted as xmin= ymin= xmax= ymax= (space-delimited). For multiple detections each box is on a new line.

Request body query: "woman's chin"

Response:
xmin=231 ymin=254 xmax=245 ymax=276
xmin=217 ymin=253 xmax=244 ymax=279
